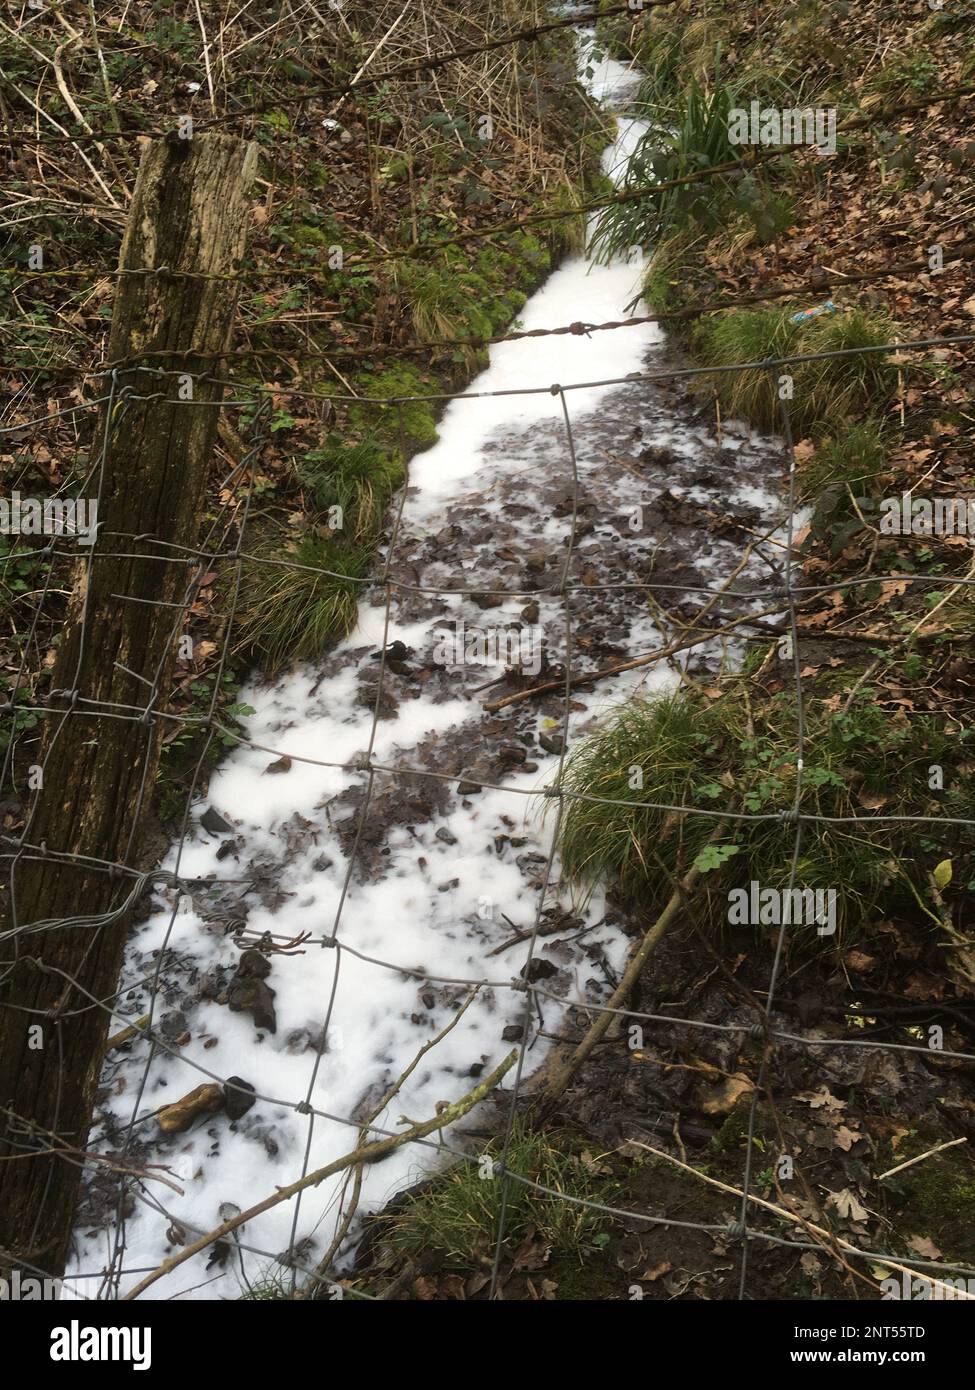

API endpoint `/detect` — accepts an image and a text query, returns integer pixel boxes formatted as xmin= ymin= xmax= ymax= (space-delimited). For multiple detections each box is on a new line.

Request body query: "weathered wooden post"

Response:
xmin=0 ymin=131 xmax=257 ymax=1278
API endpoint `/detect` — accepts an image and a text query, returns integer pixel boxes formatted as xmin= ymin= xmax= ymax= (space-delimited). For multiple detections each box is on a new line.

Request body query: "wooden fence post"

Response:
xmin=0 ymin=131 xmax=257 ymax=1278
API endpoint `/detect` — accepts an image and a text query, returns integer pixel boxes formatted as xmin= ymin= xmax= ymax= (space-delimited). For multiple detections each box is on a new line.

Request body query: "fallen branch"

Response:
xmin=295 ymin=989 xmax=482 ymax=1298
xmin=538 ymin=834 xmax=723 ymax=1108
xmin=121 ymin=1049 xmax=517 ymax=1300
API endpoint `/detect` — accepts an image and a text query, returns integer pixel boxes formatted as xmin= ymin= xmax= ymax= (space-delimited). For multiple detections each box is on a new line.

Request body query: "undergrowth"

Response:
xmin=555 ymin=685 xmax=975 ymax=946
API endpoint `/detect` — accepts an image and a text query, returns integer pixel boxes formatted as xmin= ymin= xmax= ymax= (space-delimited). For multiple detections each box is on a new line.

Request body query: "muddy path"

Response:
xmin=68 ymin=48 xmax=791 ymax=1300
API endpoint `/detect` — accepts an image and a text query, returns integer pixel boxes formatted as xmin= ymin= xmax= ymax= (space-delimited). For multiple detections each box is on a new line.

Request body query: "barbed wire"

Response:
xmin=4 ymin=237 xmax=973 ymax=379
xmin=2 ymin=291 xmax=975 ymax=1302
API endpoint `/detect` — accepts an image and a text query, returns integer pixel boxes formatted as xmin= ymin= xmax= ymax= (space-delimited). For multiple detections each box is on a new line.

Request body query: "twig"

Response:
xmin=295 ymin=989 xmax=482 ymax=1297
xmin=877 ymin=1137 xmax=967 ymax=1182
xmin=630 ymin=1140 xmax=975 ymax=1300
xmin=121 ymin=1049 xmax=517 ymax=1300
xmin=485 ymin=603 xmax=786 ymax=711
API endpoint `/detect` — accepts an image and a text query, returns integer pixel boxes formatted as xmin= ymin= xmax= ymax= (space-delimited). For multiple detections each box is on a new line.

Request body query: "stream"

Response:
xmin=67 ymin=35 xmax=790 ymax=1300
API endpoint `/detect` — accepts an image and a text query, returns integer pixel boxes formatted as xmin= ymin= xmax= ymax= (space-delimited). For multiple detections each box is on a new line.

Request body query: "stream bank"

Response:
xmin=67 ymin=37 xmax=792 ymax=1300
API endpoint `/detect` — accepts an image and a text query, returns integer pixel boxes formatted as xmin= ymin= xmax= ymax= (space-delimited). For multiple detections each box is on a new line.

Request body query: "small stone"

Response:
xmin=521 ymin=958 xmax=557 ymax=983
xmin=228 ymin=977 xmax=277 ymax=1033
xmin=435 ymin=827 xmax=458 ymax=845
xmin=200 ymin=806 xmax=234 ymax=835
xmin=498 ymin=742 xmax=527 ymax=766
xmin=457 ymin=780 xmax=482 ymax=796
xmin=224 ymin=1076 xmax=257 ymax=1121
xmin=502 ymin=1023 xmax=524 ymax=1042
xmin=237 ymin=949 xmax=271 ymax=979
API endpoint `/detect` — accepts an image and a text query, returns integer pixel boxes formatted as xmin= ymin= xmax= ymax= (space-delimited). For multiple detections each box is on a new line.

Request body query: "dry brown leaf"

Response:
xmin=700 ymin=1072 xmax=755 ymax=1116
xmin=833 ymin=1125 xmax=860 ymax=1152
xmin=907 ymin=1235 xmax=942 ymax=1260
xmin=797 ymin=1086 xmax=846 ymax=1113
xmin=825 ymin=1188 xmax=869 ymax=1222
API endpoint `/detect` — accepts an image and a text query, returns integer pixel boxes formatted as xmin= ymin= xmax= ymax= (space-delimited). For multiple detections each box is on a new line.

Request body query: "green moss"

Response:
xmin=546 ymin=1253 xmax=620 ymax=1300
xmin=885 ymin=1134 xmax=975 ymax=1261
xmin=348 ymin=363 xmax=439 ymax=452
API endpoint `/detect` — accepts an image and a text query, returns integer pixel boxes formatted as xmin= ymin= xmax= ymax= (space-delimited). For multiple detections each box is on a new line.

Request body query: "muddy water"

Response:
xmin=68 ymin=42 xmax=788 ymax=1299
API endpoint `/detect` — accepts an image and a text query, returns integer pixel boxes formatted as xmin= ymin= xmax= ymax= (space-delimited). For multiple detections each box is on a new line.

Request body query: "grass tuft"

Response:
xmin=383 ymin=1124 xmax=613 ymax=1271
xmin=297 ymin=438 xmax=404 ymax=544
xmin=555 ymin=685 xmax=973 ymax=947
xmin=690 ymin=305 xmax=898 ymax=434
xmin=235 ymin=534 xmax=369 ymax=671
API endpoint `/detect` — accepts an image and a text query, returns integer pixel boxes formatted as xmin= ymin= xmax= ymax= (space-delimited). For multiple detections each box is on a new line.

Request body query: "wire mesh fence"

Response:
xmin=2 ymin=319 xmax=974 ymax=1301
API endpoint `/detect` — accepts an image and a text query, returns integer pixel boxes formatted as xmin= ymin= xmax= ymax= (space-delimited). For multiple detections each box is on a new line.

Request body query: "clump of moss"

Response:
xmin=883 ymin=1132 xmax=975 ymax=1262
xmin=347 ymin=362 xmax=439 ymax=452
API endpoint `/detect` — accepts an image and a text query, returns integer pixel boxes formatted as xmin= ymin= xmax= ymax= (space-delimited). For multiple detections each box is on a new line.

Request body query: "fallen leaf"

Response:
xmin=797 ymin=1086 xmax=846 ymax=1113
xmin=263 ymin=756 xmax=292 ymax=775
xmin=907 ymin=1235 xmax=942 ymax=1260
xmin=826 ymin=1188 xmax=869 ymax=1222
xmin=700 ymin=1072 xmax=755 ymax=1115
xmin=933 ymin=858 xmax=952 ymax=889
